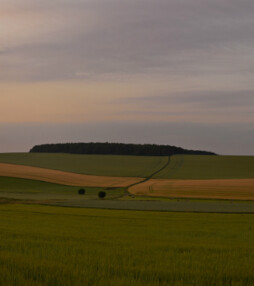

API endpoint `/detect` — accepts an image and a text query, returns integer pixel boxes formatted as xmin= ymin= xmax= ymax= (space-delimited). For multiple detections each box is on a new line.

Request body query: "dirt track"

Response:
xmin=0 ymin=163 xmax=144 ymax=187
xmin=129 ymin=179 xmax=254 ymax=200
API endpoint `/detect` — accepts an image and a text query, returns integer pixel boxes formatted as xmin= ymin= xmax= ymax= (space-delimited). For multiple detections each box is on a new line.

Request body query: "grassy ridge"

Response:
xmin=0 ymin=153 xmax=167 ymax=177
xmin=155 ymin=155 xmax=254 ymax=179
xmin=0 ymin=204 xmax=254 ymax=285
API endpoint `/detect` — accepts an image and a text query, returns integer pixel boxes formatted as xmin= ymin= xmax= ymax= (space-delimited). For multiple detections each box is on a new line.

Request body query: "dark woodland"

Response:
xmin=30 ymin=142 xmax=216 ymax=156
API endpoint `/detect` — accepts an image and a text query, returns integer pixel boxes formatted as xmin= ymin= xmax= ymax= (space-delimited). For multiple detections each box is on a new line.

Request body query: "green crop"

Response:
xmin=0 ymin=204 xmax=253 ymax=286
xmin=0 ymin=153 xmax=167 ymax=177
xmin=155 ymin=155 xmax=254 ymax=179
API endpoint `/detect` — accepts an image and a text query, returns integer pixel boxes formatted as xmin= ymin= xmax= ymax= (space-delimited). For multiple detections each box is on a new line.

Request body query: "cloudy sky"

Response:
xmin=1 ymin=0 xmax=254 ymax=154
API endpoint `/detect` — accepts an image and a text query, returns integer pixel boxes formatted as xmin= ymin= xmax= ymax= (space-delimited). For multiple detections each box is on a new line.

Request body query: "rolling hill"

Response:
xmin=1 ymin=152 xmax=254 ymax=201
xmin=0 ymin=153 xmax=167 ymax=177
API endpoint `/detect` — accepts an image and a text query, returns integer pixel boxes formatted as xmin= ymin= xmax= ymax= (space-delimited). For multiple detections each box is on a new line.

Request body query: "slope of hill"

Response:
xmin=0 ymin=163 xmax=142 ymax=187
xmin=126 ymin=154 xmax=254 ymax=200
xmin=0 ymin=153 xmax=167 ymax=177
xmin=1 ymin=153 xmax=254 ymax=201
xmin=154 ymin=155 xmax=254 ymax=180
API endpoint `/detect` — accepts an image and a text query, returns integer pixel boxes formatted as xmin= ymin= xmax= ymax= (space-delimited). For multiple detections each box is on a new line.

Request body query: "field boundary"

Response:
xmin=47 ymin=199 xmax=254 ymax=213
xmin=127 ymin=156 xmax=171 ymax=192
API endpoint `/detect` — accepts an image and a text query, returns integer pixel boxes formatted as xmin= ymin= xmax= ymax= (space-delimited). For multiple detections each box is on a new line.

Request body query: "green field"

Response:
xmin=0 ymin=153 xmax=167 ymax=177
xmin=1 ymin=153 xmax=254 ymax=180
xmin=0 ymin=177 xmax=125 ymax=201
xmin=1 ymin=176 xmax=254 ymax=212
xmin=0 ymin=204 xmax=253 ymax=286
xmin=154 ymin=155 xmax=254 ymax=179
xmin=1 ymin=153 xmax=254 ymax=206
xmin=1 ymin=153 xmax=254 ymax=284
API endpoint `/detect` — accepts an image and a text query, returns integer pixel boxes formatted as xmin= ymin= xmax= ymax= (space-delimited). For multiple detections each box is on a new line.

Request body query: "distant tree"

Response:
xmin=78 ymin=188 xmax=85 ymax=195
xmin=98 ymin=191 xmax=106 ymax=199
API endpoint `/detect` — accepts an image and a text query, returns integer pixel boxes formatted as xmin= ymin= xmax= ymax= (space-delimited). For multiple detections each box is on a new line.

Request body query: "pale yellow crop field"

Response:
xmin=0 ymin=163 xmax=143 ymax=187
xmin=129 ymin=178 xmax=254 ymax=200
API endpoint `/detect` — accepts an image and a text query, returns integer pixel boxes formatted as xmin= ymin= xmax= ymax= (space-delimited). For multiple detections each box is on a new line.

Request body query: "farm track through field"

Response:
xmin=127 ymin=156 xmax=171 ymax=191
xmin=0 ymin=163 xmax=144 ymax=187
xmin=127 ymin=156 xmax=254 ymax=200
xmin=2 ymin=156 xmax=254 ymax=202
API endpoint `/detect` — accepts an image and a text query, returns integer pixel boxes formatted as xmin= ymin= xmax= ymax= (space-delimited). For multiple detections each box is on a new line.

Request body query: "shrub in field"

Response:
xmin=98 ymin=191 xmax=106 ymax=199
xmin=78 ymin=188 xmax=85 ymax=195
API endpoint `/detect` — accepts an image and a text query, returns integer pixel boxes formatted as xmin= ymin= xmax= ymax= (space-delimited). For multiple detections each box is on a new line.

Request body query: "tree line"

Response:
xmin=30 ymin=142 xmax=216 ymax=156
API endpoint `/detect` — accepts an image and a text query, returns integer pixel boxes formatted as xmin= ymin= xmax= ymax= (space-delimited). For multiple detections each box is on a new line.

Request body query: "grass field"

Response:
xmin=0 ymin=153 xmax=167 ymax=177
xmin=1 ymin=153 xmax=254 ymax=180
xmin=133 ymin=155 xmax=254 ymax=200
xmin=0 ymin=204 xmax=254 ymax=286
xmin=154 ymin=155 xmax=254 ymax=179
xmin=1 ymin=153 xmax=254 ymax=284
xmin=1 ymin=176 xmax=254 ymax=212
xmin=1 ymin=153 xmax=254 ymax=201
xmin=0 ymin=177 xmax=125 ymax=201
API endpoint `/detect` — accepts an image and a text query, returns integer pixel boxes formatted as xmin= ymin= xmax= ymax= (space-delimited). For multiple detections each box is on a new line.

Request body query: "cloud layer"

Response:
xmin=1 ymin=0 xmax=254 ymax=154
xmin=1 ymin=0 xmax=254 ymax=81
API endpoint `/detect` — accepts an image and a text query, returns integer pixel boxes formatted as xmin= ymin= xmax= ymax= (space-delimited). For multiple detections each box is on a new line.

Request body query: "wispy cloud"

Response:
xmin=1 ymin=0 xmax=254 ymax=154
xmin=1 ymin=0 xmax=254 ymax=81
xmin=117 ymin=90 xmax=254 ymax=108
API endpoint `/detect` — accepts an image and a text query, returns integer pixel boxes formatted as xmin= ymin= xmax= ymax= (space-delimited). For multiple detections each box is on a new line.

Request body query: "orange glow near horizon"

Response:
xmin=0 ymin=79 xmax=253 ymax=125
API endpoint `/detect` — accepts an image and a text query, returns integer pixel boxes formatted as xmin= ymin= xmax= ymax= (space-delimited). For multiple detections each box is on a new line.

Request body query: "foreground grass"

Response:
xmin=0 ymin=205 xmax=253 ymax=286
xmin=155 ymin=155 xmax=254 ymax=179
xmin=0 ymin=153 xmax=167 ymax=177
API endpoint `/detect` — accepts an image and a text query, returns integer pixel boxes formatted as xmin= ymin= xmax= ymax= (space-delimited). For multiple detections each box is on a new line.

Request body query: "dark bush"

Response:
xmin=98 ymin=191 xmax=106 ymax=199
xmin=78 ymin=188 xmax=85 ymax=195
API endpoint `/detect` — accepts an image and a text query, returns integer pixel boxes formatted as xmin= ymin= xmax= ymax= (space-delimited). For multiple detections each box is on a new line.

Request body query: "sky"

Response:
xmin=1 ymin=0 xmax=254 ymax=155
